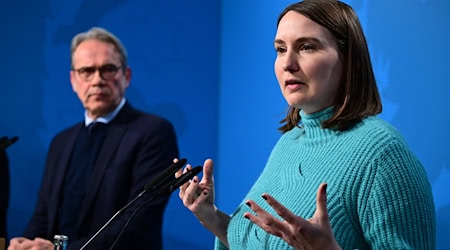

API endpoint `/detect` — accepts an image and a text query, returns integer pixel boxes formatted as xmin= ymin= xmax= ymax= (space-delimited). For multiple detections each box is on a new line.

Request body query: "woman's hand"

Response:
xmin=244 ymin=183 xmax=341 ymax=250
xmin=176 ymin=158 xmax=217 ymax=225
xmin=176 ymin=158 xmax=231 ymax=246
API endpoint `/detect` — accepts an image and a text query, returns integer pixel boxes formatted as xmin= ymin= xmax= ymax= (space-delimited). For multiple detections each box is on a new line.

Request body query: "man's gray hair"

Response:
xmin=70 ymin=27 xmax=128 ymax=67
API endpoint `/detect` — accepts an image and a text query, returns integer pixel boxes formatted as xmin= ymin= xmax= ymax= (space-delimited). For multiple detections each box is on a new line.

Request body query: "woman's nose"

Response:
xmin=282 ymin=54 xmax=299 ymax=72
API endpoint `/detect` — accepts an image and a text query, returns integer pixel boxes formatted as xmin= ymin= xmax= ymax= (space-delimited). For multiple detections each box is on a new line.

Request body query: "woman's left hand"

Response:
xmin=243 ymin=183 xmax=341 ymax=250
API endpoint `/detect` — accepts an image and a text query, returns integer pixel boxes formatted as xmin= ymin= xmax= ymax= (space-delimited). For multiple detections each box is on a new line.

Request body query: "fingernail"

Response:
xmin=261 ymin=194 xmax=267 ymax=200
xmin=244 ymin=214 xmax=249 ymax=219
xmin=245 ymin=201 xmax=251 ymax=208
xmin=322 ymin=183 xmax=327 ymax=195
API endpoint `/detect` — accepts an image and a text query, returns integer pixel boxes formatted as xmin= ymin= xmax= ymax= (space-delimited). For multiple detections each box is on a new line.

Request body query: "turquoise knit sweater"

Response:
xmin=215 ymin=107 xmax=435 ymax=249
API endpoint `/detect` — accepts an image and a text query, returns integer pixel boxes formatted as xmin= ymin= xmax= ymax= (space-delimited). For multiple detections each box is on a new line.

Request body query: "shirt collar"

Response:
xmin=85 ymin=98 xmax=126 ymax=126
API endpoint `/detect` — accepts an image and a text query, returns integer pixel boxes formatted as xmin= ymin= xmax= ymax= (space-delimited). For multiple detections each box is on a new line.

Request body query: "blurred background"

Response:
xmin=1 ymin=0 xmax=448 ymax=249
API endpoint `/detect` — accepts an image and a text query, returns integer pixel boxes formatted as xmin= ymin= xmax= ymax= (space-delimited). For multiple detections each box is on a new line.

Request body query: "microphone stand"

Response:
xmin=79 ymin=164 xmax=202 ymax=250
xmin=108 ymin=166 xmax=203 ymax=250
xmin=79 ymin=190 xmax=147 ymax=250
xmin=108 ymin=192 xmax=157 ymax=250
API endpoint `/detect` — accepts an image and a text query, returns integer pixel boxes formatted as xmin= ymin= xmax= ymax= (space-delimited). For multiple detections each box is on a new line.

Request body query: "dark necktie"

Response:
xmin=86 ymin=122 xmax=108 ymax=168
xmin=87 ymin=122 xmax=107 ymax=135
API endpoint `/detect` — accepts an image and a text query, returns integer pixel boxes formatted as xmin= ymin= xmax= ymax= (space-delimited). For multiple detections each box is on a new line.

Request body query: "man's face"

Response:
xmin=70 ymin=39 xmax=131 ymax=119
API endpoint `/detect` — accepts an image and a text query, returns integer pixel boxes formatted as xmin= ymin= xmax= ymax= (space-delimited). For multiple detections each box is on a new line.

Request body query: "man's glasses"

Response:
xmin=72 ymin=64 xmax=124 ymax=81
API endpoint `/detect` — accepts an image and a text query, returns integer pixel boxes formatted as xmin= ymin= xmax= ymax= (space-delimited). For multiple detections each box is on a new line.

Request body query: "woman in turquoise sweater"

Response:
xmin=177 ymin=0 xmax=436 ymax=249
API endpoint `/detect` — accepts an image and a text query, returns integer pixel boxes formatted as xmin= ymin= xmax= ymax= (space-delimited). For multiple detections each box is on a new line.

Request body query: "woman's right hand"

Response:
xmin=176 ymin=158 xmax=232 ymax=247
xmin=177 ymin=158 xmax=217 ymax=226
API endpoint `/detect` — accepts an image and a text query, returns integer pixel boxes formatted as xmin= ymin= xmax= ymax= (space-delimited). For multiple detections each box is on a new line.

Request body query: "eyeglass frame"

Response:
xmin=71 ymin=64 xmax=126 ymax=81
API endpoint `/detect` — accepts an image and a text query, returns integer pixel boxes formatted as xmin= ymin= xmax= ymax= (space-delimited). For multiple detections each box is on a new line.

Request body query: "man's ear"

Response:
xmin=70 ymin=70 xmax=77 ymax=92
xmin=124 ymin=67 xmax=132 ymax=88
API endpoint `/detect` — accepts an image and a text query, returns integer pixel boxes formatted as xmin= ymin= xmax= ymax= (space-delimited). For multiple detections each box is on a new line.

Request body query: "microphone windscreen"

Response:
xmin=144 ymin=158 xmax=187 ymax=191
xmin=162 ymin=166 xmax=203 ymax=194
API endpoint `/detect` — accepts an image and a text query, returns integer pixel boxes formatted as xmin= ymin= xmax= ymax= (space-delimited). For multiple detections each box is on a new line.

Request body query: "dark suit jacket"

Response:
xmin=24 ymin=102 xmax=179 ymax=250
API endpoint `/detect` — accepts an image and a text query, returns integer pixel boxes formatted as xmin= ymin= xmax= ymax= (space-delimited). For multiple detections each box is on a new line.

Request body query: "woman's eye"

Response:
xmin=300 ymin=44 xmax=314 ymax=51
xmin=275 ymin=46 xmax=287 ymax=53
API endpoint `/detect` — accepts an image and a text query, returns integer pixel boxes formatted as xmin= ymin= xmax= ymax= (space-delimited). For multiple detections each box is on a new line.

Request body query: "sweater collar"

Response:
xmin=298 ymin=106 xmax=337 ymax=138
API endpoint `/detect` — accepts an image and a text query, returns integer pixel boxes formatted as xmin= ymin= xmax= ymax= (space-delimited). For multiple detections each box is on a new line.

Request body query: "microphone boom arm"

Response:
xmin=79 ymin=159 xmax=202 ymax=250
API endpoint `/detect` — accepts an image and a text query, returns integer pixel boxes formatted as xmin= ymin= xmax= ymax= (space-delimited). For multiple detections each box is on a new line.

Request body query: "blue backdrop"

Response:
xmin=1 ymin=0 xmax=449 ymax=249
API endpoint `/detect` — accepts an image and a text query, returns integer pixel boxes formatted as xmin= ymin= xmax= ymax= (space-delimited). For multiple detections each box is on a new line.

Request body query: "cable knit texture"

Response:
xmin=215 ymin=107 xmax=435 ymax=250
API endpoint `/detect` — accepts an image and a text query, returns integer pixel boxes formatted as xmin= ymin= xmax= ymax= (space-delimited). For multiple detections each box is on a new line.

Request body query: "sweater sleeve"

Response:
xmin=360 ymin=140 xmax=435 ymax=249
xmin=214 ymin=237 xmax=229 ymax=250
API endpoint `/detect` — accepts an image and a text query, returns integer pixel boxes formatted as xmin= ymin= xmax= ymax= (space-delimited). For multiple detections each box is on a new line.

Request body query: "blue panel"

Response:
xmin=219 ymin=0 xmax=450 ymax=249
xmin=0 ymin=0 xmax=219 ymax=249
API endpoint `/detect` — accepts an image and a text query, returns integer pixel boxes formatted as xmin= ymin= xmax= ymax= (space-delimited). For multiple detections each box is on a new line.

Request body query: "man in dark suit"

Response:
xmin=8 ymin=27 xmax=179 ymax=250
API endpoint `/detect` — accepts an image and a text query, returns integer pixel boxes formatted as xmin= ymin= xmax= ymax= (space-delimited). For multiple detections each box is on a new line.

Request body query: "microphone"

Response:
xmin=0 ymin=136 xmax=18 ymax=150
xmin=144 ymin=158 xmax=187 ymax=192
xmin=156 ymin=166 xmax=203 ymax=194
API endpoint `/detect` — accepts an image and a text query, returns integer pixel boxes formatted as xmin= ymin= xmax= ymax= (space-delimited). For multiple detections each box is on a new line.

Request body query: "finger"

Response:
xmin=192 ymin=187 xmax=210 ymax=206
xmin=182 ymin=175 xmax=201 ymax=205
xmin=199 ymin=159 xmax=214 ymax=186
xmin=175 ymin=167 xmax=183 ymax=178
xmin=177 ymin=164 xmax=193 ymax=198
xmin=19 ymin=239 xmax=37 ymax=249
xmin=314 ymin=182 xmax=329 ymax=224
xmin=178 ymin=164 xmax=192 ymax=186
xmin=9 ymin=237 xmax=26 ymax=245
xmin=33 ymin=237 xmax=49 ymax=242
xmin=33 ymin=237 xmax=54 ymax=248
xmin=243 ymin=200 xmax=286 ymax=238
xmin=8 ymin=237 xmax=26 ymax=249
xmin=174 ymin=160 xmax=189 ymax=178
xmin=261 ymin=193 xmax=306 ymax=224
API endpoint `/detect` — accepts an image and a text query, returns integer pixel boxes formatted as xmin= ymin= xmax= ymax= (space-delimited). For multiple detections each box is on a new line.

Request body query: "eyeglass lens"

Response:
xmin=75 ymin=64 xmax=121 ymax=81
